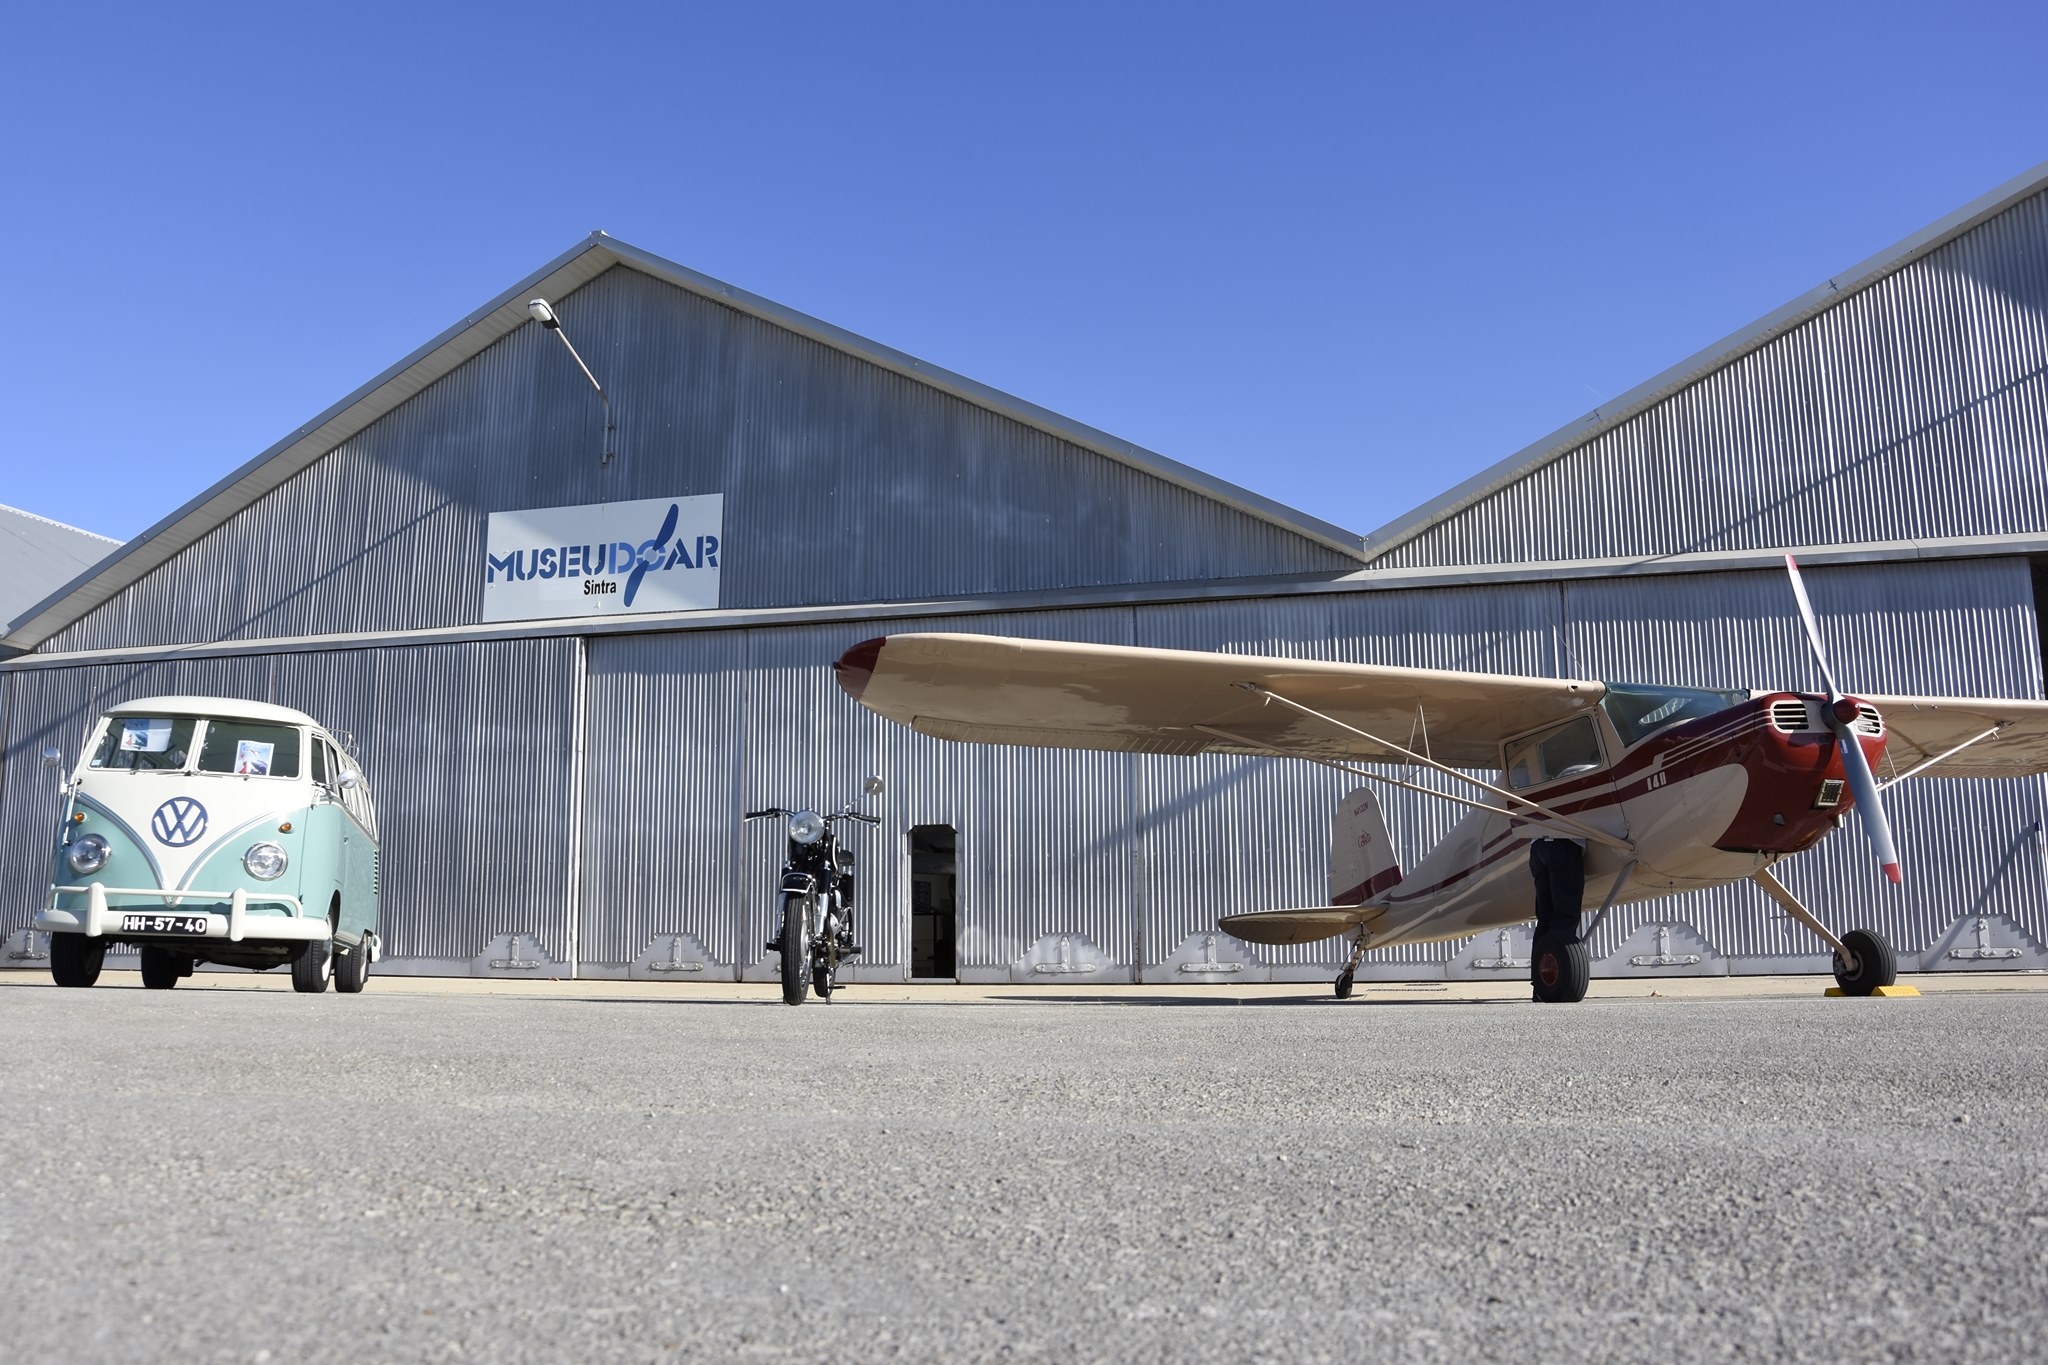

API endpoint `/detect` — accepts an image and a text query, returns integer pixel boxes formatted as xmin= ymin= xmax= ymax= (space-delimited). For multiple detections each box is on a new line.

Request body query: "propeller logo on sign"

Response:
xmin=152 ymin=796 xmax=208 ymax=847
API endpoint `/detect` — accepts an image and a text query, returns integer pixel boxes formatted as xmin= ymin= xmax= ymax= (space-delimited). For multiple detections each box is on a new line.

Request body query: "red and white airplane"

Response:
xmin=835 ymin=559 xmax=2048 ymax=1000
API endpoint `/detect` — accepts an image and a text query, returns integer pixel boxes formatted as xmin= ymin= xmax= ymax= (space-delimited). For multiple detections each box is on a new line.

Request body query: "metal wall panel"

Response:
xmin=1130 ymin=586 xmax=1562 ymax=976
xmin=1564 ymin=559 xmax=2048 ymax=963
xmin=1378 ymin=186 xmax=2048 ymax=568
xmin=9 ymin=566 xmax=2041 ymax=983
xmin=41 ymin=265 xmax=1356 ymax=654
xmin=730 ymin=610 xmax=1138 ymax=981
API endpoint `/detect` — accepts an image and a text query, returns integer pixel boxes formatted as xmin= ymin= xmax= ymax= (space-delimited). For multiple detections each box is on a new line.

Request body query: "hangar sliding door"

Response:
xmin=0 ymin=637 xmax=582 ymax=977
xmin=579 ymin=631 xmax=749 ymax=978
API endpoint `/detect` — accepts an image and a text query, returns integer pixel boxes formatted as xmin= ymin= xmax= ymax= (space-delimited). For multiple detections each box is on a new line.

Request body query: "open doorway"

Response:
xmin=2034 ymin=557 xmax=2048 ymax=699
xmin=909 ymin=824 xmax=957 ymax=979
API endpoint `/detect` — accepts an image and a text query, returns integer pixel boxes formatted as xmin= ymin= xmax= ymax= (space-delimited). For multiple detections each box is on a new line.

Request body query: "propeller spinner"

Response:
xmin=1784 ymin=555 xmax=1901 ymax=885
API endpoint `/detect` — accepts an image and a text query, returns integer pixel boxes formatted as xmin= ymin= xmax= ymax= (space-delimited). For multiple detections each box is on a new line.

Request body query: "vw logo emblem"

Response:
xmin=152 ymin=796 xmax=208 ymax=847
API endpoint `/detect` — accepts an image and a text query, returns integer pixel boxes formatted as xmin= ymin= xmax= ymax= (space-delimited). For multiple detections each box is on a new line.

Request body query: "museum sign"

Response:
xmin=481 ymin=494 xmax=722 ymax=622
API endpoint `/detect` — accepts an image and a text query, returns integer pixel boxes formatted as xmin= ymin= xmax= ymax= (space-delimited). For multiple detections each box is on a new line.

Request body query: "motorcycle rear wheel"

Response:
xmin=779 ymin=891 xmax=811 ymax=1007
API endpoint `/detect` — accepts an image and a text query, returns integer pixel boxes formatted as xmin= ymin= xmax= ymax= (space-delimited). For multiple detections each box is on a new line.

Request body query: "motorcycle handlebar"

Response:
xmin=742 ymin=806 xmax=881 ymax=825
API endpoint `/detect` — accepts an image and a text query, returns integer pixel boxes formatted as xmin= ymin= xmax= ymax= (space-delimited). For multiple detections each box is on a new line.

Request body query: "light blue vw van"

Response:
xmin=36 ymin=696 xmax=381 ymax=993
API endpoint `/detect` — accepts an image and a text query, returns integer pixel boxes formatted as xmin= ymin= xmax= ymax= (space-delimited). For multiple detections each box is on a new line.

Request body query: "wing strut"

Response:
xmin=1227 ymin=682 xmax=1635 ymax=853
xmin=1194 ymin=722 xmax=1635 ymax=855
xmin=1875 ymin=723 xmax=2007 ymax=792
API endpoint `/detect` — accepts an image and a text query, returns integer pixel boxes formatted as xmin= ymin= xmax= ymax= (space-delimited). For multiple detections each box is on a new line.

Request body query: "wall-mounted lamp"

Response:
xmin=529 ymin=298 xmax=615 ymax=463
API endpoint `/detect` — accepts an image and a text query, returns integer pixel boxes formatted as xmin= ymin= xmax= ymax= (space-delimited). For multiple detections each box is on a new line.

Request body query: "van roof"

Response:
xmin=104 ymin=695 xmax=323 ymax=728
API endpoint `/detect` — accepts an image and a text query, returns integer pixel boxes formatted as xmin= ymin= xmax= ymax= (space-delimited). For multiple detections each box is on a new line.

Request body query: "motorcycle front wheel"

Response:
xmin=778 ymin=891 xmax=812 ymax=1007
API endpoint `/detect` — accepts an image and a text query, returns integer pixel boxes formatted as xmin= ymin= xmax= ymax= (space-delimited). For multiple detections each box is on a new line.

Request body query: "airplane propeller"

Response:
xmin=1784 ymin=554 xmax=1902 ymax=885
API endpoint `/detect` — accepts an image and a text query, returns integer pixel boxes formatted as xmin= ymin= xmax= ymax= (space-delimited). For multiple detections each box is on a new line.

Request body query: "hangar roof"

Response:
xmin=2 ymin=237 xmax=1369 ymax=654
xmin=0 ymin=505 xmax=118 ymax=640
xmin=1359 ymin=157 xmax=2048 ymax=567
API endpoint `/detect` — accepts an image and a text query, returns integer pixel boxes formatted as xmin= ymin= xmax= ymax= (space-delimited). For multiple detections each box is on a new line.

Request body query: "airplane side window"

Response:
xmin=1503 ymin=736 xmax=1542 ymax=790
xmin=1503 ymin=717 xmax=1603 ymax=789
xmin=1539 ymin=717 xmax=1603 ymax=779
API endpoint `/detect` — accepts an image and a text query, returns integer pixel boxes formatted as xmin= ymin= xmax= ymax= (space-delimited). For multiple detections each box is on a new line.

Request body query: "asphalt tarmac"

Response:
xmin=3 ymin=975 xmax=2045 ymax=1363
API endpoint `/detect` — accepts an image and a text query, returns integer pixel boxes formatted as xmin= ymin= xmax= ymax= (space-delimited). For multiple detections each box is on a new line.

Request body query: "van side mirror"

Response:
xmin=863 ymin=775 xmax=885 ymax=796
xmin=337 ymin=770 xmax=361 ymax=792
xmin=42 ymin=746 xmax=63 ymax=770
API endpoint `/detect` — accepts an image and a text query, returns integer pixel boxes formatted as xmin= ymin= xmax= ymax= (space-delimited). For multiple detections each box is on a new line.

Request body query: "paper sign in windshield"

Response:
xmin=120 ymin=719 xmax=172 ymax=753
xmin=234 ymin=740 xmax=274 ymax=776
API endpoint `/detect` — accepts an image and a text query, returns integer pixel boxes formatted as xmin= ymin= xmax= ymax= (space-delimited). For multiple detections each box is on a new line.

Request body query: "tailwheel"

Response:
xmin=1333 ymin=970 xmax=1355 ymax=1000
xmin=1531 ymin=934 xmax=1590 ymax=1004
xmin=1832 ymin=928 xmax=1897 ymax=996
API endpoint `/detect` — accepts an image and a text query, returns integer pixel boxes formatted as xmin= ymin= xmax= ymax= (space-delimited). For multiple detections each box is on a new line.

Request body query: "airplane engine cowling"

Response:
xmin=1330 ymin=787 xmax=1402 ymax=906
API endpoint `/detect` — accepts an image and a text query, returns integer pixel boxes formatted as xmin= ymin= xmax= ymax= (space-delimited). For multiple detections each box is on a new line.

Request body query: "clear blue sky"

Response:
xmin=3 ymin=1 xmax=2043 ymax=545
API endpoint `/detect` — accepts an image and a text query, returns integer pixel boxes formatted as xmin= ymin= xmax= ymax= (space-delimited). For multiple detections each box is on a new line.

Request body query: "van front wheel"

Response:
xmin=50 ymin=933 xmax=104 ymax=988
xmin=139 ymin=945 xmax=185 ymax=990
xmin=334 ymin=939 xmax=369 ymax=994
xmin=291 ymin=939 xmax=332 ymax=994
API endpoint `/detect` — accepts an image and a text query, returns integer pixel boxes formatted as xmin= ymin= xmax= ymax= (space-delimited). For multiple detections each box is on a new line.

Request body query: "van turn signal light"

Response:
xmin=278 ymin=822 xmax=293 ymax=833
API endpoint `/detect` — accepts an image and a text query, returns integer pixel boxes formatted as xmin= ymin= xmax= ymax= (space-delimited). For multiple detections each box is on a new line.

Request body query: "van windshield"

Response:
xmin=90 ymin=717 xmax=199 ymax=771
xmin=197 ymin=720 xmax=302 ymax=778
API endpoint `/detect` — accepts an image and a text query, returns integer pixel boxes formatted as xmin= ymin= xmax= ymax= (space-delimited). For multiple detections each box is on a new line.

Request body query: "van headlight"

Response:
xmin=243 ymin=842 xmax=289 ymax=881
xmin=66 ymin=833 xmax=110 ymax=875
xmin=787 ymin=810 xmax=825 ymax=845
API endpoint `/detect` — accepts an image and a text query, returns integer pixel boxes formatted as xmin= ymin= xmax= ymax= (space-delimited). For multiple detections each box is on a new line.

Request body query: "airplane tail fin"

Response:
xmin=1331 ymin=787 xmax=1402 ymax=906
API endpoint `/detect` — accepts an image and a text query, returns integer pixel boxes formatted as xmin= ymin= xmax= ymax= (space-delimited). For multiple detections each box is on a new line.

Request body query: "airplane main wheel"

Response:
xmin=1832 ymin=928 xmax=1897 ymax=995
xmin=1532 ymin=935 xmax=1590 ymax=1004
xmin=1333 ymin=971 xmax=1355 ymax=1000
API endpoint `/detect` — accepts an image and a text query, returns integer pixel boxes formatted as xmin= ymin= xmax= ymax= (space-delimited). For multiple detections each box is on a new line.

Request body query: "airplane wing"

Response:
xmin=835 ymin=633 xmax=1606 ymax=768
xmin=1866 ymin=694 xmax=2048 ymax=779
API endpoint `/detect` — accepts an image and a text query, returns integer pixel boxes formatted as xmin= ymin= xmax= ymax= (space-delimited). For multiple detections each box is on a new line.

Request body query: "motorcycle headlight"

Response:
xmin=242 ymin=842 xmax=289 ymax=881
xmin=66 ymin=833 xmax=110 ymax=875
xmin=787 ymin=810 xmax=825 ymax=845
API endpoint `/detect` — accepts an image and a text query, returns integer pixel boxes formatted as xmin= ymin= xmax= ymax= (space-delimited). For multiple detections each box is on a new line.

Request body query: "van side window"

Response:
xmin=310 ymin=741 xmax=327 ymax=784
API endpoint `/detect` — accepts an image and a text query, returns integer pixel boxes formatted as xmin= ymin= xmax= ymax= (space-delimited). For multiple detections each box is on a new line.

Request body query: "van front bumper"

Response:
xmin=37 ymin=885 xmax=321 ymax=944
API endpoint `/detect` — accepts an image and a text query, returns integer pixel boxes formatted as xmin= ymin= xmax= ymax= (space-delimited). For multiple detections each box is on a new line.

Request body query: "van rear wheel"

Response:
xmin=291 ymin=939 xmax=332 ymax=994
xmin=50 ymin=933 xmax=104 ymax=988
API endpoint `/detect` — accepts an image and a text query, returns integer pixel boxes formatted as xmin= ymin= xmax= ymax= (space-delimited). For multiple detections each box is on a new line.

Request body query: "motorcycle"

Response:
xmin=744 ymin=776 xmax=885 ymax=1005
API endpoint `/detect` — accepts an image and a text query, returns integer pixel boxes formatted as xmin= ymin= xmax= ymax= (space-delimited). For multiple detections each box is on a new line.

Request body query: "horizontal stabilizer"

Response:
xmin=1218 ymin=905 xmax=1378 ymax=947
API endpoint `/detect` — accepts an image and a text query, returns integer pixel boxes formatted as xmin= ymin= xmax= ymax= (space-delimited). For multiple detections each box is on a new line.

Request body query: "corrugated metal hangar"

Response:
xmin=5 ymin=161 xmax=2046 ymax=984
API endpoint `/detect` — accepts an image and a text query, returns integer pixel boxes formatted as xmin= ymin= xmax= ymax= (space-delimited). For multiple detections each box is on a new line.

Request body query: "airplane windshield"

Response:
xmin=1601 ymin=683 xmax=1748 ymax=748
